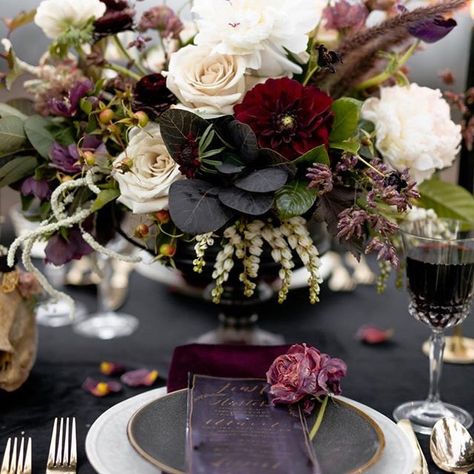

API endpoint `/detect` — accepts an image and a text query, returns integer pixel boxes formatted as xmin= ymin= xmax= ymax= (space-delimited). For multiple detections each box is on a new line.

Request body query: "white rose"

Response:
xmin=362 ymin=83 xmax=462 ymax=183
xmin=191 ymin=0 xmax=325 ymax=77
xmin=112 ymin=124 xmax=183 ymax=214
xmin=165 ymin=45 xmax=248 ymax=117
xmin=35 ymin=0 xmax=106 ymax=39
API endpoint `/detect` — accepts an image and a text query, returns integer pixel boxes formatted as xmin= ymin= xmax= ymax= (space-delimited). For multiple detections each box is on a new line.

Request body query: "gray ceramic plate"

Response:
xmin=127 ymin=389 xmax=385 ymax=474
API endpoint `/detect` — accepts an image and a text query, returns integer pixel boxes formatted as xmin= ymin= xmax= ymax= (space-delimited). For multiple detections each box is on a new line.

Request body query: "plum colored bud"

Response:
xmin=408 ymin=15 xmax=457 ymax=44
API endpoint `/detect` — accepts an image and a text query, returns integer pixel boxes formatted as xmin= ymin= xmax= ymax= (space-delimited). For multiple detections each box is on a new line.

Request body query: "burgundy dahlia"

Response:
xmin=94 ymin=0 xmax=135 ymax=38
xmin=234 ymin=78 xmax=334 ymax=160
xmin=132 ymin=73 xmax=177 ymax=120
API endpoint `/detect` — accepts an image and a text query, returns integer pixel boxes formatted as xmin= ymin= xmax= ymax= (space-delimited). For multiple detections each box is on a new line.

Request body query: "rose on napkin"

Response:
xmin=266 ymin=343 xmax=347 ymax=440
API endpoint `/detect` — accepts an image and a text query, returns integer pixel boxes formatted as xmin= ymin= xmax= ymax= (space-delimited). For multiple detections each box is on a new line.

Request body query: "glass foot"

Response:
xmin=73 ymin=312 xmax=139 ymax=340
xmin=36 ymin=300 xmax=87 ymax=327
xmin=393 ymin=400 xmax=473 ymax=435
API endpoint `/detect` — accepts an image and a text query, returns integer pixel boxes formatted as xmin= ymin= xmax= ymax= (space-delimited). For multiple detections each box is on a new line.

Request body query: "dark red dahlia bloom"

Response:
xmin=132 ymin=73 xmax=177 ymax=120
xmin=95 ymin=0 xmax=135 ymax=38
xmin=234 ymin=78 xmax=334 ymax=160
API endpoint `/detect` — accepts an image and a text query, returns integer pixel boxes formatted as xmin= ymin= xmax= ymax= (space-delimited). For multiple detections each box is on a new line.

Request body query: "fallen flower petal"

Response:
xmin=82 ymin=377 xmax=122 ymax=397
xmin=100 ymin=361 xmax=126 ymax=376
xmin=121 ymin=369 xmax=159 ymax=387
xmin=357 ymin=325 xmax=394 ymax=344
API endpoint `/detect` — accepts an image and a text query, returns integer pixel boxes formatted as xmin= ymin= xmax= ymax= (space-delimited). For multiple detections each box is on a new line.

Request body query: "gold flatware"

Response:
xmin=1 ymin=437 xmax=32 ymax=474
xmin=46 ymin=418 xmax=77 ymax=474
xmin=397 ymin=419 xmax=429 ymax=474
xmin=430 ymin=417 xmax=474 ymax=473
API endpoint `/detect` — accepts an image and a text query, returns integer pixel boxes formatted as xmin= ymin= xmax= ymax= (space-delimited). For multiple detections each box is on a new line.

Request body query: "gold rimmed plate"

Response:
xmin=127 ymin=389 xmax=385 ymax=474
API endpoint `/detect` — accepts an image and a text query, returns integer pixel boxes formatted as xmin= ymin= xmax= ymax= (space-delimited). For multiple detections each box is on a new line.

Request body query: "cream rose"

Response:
xmin=35 ymin=0 xmax=106 ymax=39
xmin=165 ymin=45 xmax=248 ymax=117
xmin=112 ymin=124 xmax=183 ymax=214
xmin=362 ymin=83 xmax=462 ymax=183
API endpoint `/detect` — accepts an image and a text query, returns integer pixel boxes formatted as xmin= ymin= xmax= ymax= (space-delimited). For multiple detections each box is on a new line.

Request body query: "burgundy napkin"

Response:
xmin=167 ymin=343 xmax=291 ymax=392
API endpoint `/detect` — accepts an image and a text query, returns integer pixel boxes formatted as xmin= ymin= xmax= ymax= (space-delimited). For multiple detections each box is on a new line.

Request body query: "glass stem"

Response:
xmin=427 ymin=330 xmax=445 ymax=404
xmin=97 ymin=256 xmax=113 ymax=313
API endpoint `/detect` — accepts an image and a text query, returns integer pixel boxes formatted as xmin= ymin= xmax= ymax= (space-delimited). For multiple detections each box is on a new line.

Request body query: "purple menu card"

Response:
xmin=187 ymin=375 xmax=320 ymax=474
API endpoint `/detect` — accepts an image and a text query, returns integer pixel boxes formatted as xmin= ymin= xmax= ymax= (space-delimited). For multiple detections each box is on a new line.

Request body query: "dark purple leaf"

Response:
xmin=408 ymin=15 xmax=457 ymax=43
xmin=215 ymin=119 xmax=259 ymax=164
xmin=218 ymin=188 xmax=273 ymax=216
xmin=216 ymin=152 xmax=245 ymax=175
xmin=234 ymin=168 xmax=288 ymax=193
xmin=158 ymin=109 xmax=209 ymax=168
xmin=169 ymin=179 xmax=235 ymax=234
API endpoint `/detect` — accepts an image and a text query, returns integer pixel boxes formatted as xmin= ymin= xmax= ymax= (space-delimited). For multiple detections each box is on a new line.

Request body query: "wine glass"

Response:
xmin=393 ymin=218 xmax=474 ymax=434
xmin=36 ymin=263 xmax=87 ymax=327
xmin=73 ymin=240 xmax=138 ymax=340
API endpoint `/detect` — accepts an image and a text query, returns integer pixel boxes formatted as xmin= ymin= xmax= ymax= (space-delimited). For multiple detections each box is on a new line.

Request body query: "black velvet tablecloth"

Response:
xmin=1 ymin=269 xmax=474 ymax=473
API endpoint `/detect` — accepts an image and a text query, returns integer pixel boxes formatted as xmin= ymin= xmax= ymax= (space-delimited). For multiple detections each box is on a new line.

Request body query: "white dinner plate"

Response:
xmin=86 ymin=387 xmax=415 ymax=474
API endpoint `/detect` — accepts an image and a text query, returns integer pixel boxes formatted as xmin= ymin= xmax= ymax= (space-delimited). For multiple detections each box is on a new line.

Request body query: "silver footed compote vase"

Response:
xmin=393 ymin=218 xmax=474 ymax=434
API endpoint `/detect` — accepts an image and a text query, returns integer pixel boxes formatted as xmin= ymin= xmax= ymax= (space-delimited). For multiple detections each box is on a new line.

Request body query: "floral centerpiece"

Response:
xmin=0 ymin=0 xmax=473 ymax=309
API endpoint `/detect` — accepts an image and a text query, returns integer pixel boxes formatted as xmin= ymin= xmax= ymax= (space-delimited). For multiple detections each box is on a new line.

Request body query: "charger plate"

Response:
xmin=86 ymin=387 xmax=415 ymax=474
xmin=128 ymin=389 xmax=384 ymax=474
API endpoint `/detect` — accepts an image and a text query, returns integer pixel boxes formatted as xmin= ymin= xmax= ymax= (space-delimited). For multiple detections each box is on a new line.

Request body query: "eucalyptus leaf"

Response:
xmin=0 ymin=116 xmax=26 ymax=155
xmin=235 ymin=168 xmax=288 ymax=193
xmin=91 ymin=189 xmax=120 ymax=213
xmin=217 ymin=152 xmax=245 ymax=175
xmin=6 ymin=98 xmax=35 ymax=116
xmin=275 ymin=180 xmax=317 ymax=219
xmin=292 ymin=145 xmax=330 ymax=167
xmin=0 ymin=155 xmax=38 ymax=187
xmin=224 ymin=120 xmax=259 ymax=163
xmin=418 ymin=179 xmax=474 ymax=223
xmin=24 ymin=115 xmax=55 ymax=158
xmin=169 ymin=179 xmax=235 ymax=234
xmin=159 ymin=109 xmax=210 ymax=166
xmin=218 ymin=188 xmax=273 ymax=216
xmin=330 ymin=97 xmax=362 ymax=143
xmin=0 ymin=102 xmax=27 ymax=120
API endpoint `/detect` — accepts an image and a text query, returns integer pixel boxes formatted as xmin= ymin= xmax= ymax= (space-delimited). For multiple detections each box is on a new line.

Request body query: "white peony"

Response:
xmin=362 ymin=83 xmax=462 ymax=183
xmin=165 ymin=45 xmax=248 ymax=117
xmin=112 ymin=124 xmax=183 ymax=214
xmin=35 ymin=0 xmax=106 ymax=39
xmin=191 ymin=0 xmax=325 ymax=77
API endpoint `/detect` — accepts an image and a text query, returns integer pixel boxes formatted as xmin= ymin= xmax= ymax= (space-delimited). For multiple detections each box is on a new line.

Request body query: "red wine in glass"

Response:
xmin=407 ymin=245 xmax=474 ymax=329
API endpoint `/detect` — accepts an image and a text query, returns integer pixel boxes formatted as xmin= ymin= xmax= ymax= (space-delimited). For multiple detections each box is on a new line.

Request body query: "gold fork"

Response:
xmin=46 ymin=418 xmax=77 ymax=474
xmin=1 ymin=437 xmax=32 ymax=474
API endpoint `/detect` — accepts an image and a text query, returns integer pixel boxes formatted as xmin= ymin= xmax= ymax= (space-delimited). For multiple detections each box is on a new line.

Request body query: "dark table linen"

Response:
xmin=1 ymin=271 xmax=474 ymax=473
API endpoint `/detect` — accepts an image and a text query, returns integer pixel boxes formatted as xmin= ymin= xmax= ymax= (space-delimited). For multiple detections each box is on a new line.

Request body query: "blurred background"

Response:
xmin=0 ymin=0 xmax=472 ymax=246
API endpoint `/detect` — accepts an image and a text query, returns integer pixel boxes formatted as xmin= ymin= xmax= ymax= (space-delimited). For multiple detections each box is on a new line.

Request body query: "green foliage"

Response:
xmin=91 ymin=189 xmax=120 ymax=213
xmin=0 ymin=103 xmax=27 ymax=120
xmin=0 ymin=116 xmax=26 ymax=155
xmin=418 ymin=179 xmax=474 ymax=224
xmin=292 ymin=145 xmax=330 ymax=167
xmin=275 ymin=180 xmax=317 ymax=219
xmin=24 ymin=115 xmax=55 ymax=158
xmin=329 ymin=98 xmax=362 ymax=143
xmin=0 ymin=155 xmax=38 ymax=187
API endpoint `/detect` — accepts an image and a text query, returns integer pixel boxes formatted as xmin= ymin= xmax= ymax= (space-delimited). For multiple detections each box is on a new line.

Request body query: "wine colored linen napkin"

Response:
xmin=167 ymin=343 xmax=291 ymax=392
